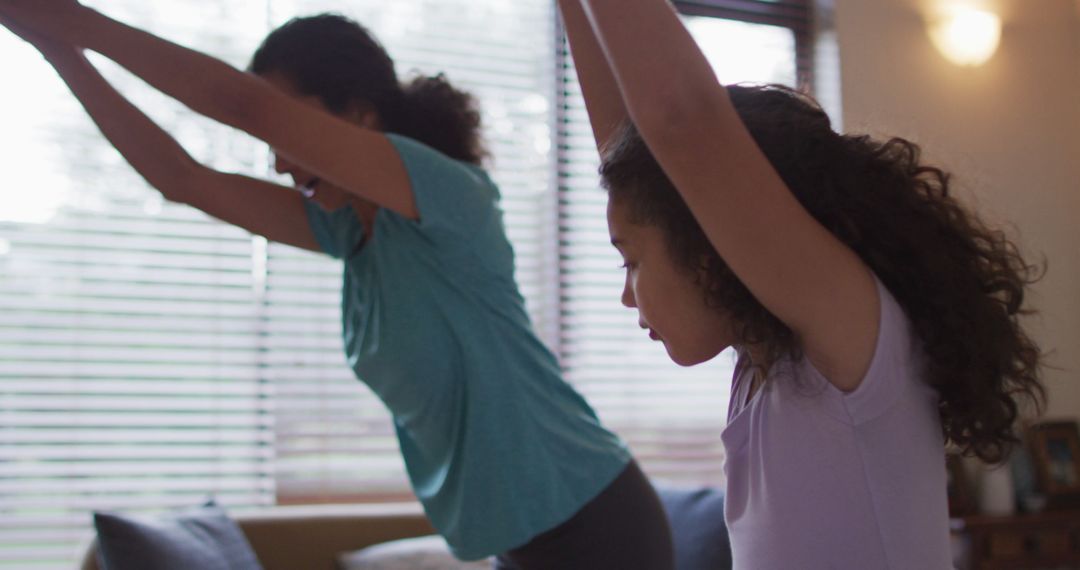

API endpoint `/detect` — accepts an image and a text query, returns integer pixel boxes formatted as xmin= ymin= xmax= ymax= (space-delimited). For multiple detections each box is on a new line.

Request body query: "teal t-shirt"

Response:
xmin=303 ymin=134 xmax=631 ymax=560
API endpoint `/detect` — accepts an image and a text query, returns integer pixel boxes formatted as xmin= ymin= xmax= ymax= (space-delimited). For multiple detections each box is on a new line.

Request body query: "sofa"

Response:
xmin=80 ymin=486 xmax=730 ymax=570
xmin=80 ymin=502 xmax=436 ymax=570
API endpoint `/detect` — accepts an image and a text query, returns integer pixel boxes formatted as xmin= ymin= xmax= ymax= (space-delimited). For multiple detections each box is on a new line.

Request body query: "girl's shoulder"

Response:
xmin=777 ymin=275 xmax=931 ymax=425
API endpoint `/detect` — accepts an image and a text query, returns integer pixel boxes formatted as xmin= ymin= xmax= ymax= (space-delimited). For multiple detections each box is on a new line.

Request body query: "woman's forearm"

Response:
xmin=44 ymin=48 xmax=321 ymax=250
xmin=66 ymin=6 xmax=276 ymax=143
xmin=46 ymin=48 xmax=201 ymax=200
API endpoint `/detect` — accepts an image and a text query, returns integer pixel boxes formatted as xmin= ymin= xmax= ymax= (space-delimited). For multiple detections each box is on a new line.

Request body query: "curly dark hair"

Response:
xmin=600 ymin=84 xmax=1044 ymax=463
xmin=249 ymin=13 xmax=487 ymax=165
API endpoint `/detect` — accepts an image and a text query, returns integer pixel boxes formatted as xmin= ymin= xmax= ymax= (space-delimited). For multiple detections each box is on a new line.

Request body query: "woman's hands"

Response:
xmin=0 ymin=7 xmax=82 ymax=63
xmin=0 ymin=0 xmax=91 ymax=46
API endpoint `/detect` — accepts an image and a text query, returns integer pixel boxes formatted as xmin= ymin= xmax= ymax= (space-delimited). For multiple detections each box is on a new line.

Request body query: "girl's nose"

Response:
xmin=621 ymin=279 xmax=636 ymax=309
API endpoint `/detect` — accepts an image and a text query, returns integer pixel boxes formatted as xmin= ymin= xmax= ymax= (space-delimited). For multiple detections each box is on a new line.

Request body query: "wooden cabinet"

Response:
xmin=951 ymin=511 xmax=1080 ymax=570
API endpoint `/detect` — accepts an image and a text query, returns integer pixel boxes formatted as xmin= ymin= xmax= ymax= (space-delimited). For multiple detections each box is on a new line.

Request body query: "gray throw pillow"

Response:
xmin=94 ymin=500 xmax=263 ymax=570
xmin=655 ymin=485 xmax=732 ymax=570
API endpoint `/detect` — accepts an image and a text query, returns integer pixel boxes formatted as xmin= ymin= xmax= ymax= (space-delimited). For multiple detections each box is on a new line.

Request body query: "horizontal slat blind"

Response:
xmin=0 ymin=2 xmax=278 ymax=567
xmin=1 ymin=1 xmax=558 ymax=564
xmin=260 ymin=241 xmax=410 ymax=502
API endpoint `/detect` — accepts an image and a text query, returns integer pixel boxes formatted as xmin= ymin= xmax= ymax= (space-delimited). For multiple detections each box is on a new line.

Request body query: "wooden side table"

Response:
xmin=950 ymin=511 xmax=1080 ymax=570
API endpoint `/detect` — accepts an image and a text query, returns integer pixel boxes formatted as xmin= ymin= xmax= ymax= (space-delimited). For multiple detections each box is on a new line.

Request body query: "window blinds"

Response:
xmin=0 ymin=0 xmax=558 ymax=566
xmin=0 ymin=0 xmax=808 ymax=567
xmin=0 ymin=3 xmax=276 ymax=567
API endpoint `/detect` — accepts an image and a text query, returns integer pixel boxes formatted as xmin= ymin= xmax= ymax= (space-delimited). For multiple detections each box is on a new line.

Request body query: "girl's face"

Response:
xmin=258 ymin=71 xmax=371 ymax=212
xmin=607 ymin=196 xmax=734 ymax=366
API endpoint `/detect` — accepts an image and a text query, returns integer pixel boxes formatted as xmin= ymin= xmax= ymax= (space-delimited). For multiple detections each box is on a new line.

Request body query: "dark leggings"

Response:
xmin=493 ymin=461 xmax=675 ymax=570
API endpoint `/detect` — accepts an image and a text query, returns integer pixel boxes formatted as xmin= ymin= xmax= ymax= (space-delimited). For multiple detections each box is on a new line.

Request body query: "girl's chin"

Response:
xmin=665 ymin=346 xmax=697 ymax=368
xmin=667 ymin=344 xmax=726 ymax=367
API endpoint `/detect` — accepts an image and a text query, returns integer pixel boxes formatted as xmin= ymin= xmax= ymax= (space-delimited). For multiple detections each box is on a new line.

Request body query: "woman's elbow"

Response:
xmin=155 ymin=157 xmax=207 ymax=204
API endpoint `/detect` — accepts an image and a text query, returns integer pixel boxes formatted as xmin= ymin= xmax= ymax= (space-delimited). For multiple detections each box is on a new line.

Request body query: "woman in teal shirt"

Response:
xmin=0 ymin=4 xmax=674 ymax=567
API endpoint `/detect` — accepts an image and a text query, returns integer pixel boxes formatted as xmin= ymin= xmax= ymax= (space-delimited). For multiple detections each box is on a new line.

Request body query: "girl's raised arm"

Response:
xmin=0 ymin=14 xmax=320 ymax=251
xmin=575 ymin=0 xmax=879 ymax=390
xmin=0 ymin=1 xmax=417 ymax=219
xmin=557 ymin=0 xmax=628 ymax=153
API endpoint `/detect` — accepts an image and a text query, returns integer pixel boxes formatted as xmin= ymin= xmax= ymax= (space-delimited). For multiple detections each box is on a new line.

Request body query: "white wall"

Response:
xmin=834 ymin=0 xmax=1080 ymax=420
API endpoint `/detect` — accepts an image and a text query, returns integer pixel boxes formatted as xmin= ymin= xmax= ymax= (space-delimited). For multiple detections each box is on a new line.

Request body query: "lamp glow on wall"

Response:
xmin=929 ymin=5 xmax=1002 ymax=66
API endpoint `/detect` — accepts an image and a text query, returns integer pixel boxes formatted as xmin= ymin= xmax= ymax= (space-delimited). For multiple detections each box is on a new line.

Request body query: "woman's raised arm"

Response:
xmin=557 ymin=0 xmax=628 ymax=153
xmin=0 ymin=12 xmax=321 ymax=251
xmin=0 ymin=1 xmax=417 ymax=219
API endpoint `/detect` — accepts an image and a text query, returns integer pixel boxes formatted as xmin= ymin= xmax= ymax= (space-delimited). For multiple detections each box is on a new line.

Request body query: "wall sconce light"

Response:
xmin=929 ymin=6 xmax=1002 ymax=66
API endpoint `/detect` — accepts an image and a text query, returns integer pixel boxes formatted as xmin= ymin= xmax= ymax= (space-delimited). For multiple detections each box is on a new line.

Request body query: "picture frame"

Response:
xmin=1027 ymin=420 xmax=1080 ymax=509
xmin=945 ymin=452 xmax=976 ymax=517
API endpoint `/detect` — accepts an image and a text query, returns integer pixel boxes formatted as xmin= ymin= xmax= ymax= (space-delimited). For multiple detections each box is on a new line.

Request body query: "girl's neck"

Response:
xmin=740 ymin=343 xmax=771 ymax=375
xmin=735 ymin=344 xmax=770 ymax=407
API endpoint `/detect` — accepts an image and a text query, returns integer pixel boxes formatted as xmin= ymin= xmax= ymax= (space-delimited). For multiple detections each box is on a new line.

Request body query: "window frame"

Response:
xmin=673 ymin=0 xmax=814 ymax=88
